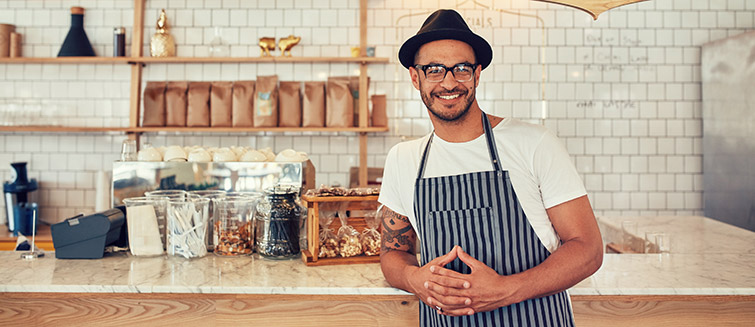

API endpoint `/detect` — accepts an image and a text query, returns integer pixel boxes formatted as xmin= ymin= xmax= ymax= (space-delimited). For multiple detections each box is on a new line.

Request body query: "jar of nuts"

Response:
xmin=214 ymin=196 xmax=258 ymax=256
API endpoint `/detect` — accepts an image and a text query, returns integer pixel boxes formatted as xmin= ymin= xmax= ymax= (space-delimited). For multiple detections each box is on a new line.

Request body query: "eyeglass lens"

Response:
xmin=423 ymin=64 xmax=475 ymax=82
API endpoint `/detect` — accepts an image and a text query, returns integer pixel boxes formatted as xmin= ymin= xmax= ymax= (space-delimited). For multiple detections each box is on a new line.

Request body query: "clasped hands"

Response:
xmin=408 ymin=245 xmax=517 ymax=316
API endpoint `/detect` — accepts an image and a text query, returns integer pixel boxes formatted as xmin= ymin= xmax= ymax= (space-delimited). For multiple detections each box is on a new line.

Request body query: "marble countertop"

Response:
xmin=1 ymin=216 xmax=753 ymax=297
xmin=597 ymin=215 xmax=755 ymax=254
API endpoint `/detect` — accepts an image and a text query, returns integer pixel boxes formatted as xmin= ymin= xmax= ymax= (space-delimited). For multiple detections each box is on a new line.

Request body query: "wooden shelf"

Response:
xmin=301 ymin=195 xmax=379 ymax=203
xmin=0 ymin=126 xmax=129 ymax=133
xmin=1 ymin=0 xmax=385 ymax=188
xmin=0 ymin=56 xmax=390 ymax=65
xmin=134 ymin=56 xmax=390 ymax=64
xmin=0 ymin=126 xmax=389 ymax=133
xmin=0 ymin=57 xmax=134 ymax=64
xmin=129 ymin=126 xmax=389 ymax=133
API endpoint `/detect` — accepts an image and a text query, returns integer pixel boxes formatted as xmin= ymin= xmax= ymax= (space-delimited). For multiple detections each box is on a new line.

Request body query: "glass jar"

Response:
xmin=214 ymin=196 xmax=257 ymax=256
xmin=167 ymin=197 xmax=210 ymax=259
xmin=255 ymin=185 xmax=305 ymax=259
xmin=123 ymin=196 xmax=168 ymax=256
xmin=189 ymin=190 xmax=227 ymax=251
xmin=145 ymin=189 xmax=186 ymax=248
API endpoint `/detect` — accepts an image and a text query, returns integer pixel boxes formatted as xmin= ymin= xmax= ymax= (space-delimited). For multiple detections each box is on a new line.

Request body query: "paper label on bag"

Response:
xmin=257 ymin=91 xmax=273 ymax=116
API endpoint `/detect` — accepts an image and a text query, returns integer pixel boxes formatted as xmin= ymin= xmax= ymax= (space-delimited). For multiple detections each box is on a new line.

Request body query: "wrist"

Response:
xmin=497 ymin=273 xmax=526 ymax=307
xmin=402 ymin=265 xmax=421 ymax=294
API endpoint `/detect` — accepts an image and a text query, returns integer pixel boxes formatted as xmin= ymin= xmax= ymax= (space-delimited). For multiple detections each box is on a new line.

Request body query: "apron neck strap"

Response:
xmin=482 ymin=113 xmax=503 ymax=171
xmin=416 ymin=112 xmax=503 ymax=179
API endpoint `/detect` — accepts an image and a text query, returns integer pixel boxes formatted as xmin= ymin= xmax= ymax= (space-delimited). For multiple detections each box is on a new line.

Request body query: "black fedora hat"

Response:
xmin=398 ymin=9 xmax=493 ymax=70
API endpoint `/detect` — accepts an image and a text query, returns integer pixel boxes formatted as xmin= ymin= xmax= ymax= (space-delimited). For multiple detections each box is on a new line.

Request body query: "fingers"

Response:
xmin=455 ymin=246 xmax=482 ymax=271
xmin=429 ymin=264 xmax=470 ymax=282
xmin=424 ymin=281 xmax=471 ymax=302
xmin=427 ymin=297 xmax=475 ymax=317
xmin=426 ymin=273 xmax=470 ymax=290
xmin=426 ymin=292 xmax=469 ymax=307
xmin=432 ymin=246 xmax=459 ymax=266
xmin=438 ymin=307 xmax=475 ymax=317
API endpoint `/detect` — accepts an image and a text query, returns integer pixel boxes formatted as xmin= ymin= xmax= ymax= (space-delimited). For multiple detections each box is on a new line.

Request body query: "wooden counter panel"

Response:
xmin=1 ymin=294 xmax=754 ymax=325
xmin=217 ymin=299 xmax=418 ymax=326
xmin=572 ymin=296 xmax=755 ymax=327
xmin=0 ymin=298 xmax=215 ymax=326
xmin=0 ymin=296 xmax=418 ymax=327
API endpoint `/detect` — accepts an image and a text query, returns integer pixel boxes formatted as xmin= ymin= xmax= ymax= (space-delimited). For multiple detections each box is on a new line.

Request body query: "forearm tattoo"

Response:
xmin=380 ymin=207 xmax=416 ymax=254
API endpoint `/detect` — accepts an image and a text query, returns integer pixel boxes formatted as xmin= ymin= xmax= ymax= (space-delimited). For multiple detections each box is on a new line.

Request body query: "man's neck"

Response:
xmin=430 ymin=104 xmax=485 ymax=143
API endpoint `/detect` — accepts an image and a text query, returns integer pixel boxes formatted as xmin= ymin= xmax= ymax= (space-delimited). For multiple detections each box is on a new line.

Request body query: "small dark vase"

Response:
xmin=57 ymin=6 xmax=95 ymax=57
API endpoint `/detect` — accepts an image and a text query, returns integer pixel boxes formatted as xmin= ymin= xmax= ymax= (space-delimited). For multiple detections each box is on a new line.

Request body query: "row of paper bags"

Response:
xmin=142 ymin=76 xmax=387 ymax=128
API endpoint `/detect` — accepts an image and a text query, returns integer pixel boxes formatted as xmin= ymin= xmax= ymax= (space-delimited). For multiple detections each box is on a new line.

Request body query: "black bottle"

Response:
xmin=57 ymin=6 xmax=96 ymax=57
xmin=113 ymin=27 xmax=125 ymax=57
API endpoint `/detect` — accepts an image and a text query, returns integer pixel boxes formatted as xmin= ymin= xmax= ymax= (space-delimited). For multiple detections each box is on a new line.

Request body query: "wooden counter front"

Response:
xmin=0 ymin=224 xmax=54 ymax=251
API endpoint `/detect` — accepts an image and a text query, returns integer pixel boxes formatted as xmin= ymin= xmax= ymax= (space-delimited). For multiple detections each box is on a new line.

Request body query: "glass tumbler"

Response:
xmin=189 ymin=190 xmax=227 ymax=251
xmin=145 ymin=190 xmax=187 ymax=248
xmin=654 ymin=233 xmax=671 ymax=254
xmin=621 ymin=220 xmax=638 ymax=252
xmin=120 ymin=139 xmax=137 ymax=161
xmin=167 ymin=197 xmax=210 ymax=259
xmin=123 ymin=196 xmax=168 ymax=256
xmin=215 ymin=196 xmax=255 ymax=256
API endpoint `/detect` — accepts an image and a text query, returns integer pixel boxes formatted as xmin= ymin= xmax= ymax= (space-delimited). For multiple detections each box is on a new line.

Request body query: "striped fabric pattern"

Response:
xmin=412 ymin=114 xmax=574 ymax=326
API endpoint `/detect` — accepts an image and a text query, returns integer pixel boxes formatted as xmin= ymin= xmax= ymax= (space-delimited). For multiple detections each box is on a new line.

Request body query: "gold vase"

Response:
xmin=150 ymin=9 xmax=175 ymax=57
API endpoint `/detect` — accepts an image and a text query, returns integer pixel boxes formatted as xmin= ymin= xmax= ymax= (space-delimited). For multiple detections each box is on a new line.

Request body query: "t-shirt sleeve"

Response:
xmin=377 ymin=145 xmax=409 ymax=216
xmin=533 ymin=129 xmax=587 ymax=209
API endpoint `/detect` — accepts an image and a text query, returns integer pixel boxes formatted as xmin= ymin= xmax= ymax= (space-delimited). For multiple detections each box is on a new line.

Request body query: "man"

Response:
xmin=378 ymin=9 xmax=603 ymax=326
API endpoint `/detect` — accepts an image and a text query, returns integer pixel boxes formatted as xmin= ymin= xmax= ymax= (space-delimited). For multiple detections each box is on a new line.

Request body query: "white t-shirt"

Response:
xmin=378 ymin=117 xmax=587 ymax=253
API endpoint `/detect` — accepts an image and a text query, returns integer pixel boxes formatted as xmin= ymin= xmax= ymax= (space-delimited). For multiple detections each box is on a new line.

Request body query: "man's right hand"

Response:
xmin=378 ymin=206 xmax=473 ymax=316
xmin=406 ymin=246 xmax=474 ymax=316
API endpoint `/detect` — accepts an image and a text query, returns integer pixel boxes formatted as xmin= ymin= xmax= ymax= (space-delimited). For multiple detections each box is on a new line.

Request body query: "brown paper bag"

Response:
xmin=142 ymin=81 xmax=166 ymax=127
xmin=0 ymin=24 xmax=14 ymax=58
xmin=187 ymin=82 xmax=211 ymax=127
xmin=302 ymin=81 xmax=325 ymax=127
xmin=210 ymin=81 xmax=233 ymax=127
xmin=279 ymin=81 xmax=301 ymax=127
xmin=254 ymin=75 xmax=279 ymax=127
xmin=326 ymin=77 xmax=353 ymax=127
xmin=165 ymin=81 xmax=188 ymax=126
xmin=331 ymin=76 xmax=370 ymax=126
xmin=371 ymin=94 xmax=387 ymax=127
xmin=232 ymin=81 xmax=255 ymax=127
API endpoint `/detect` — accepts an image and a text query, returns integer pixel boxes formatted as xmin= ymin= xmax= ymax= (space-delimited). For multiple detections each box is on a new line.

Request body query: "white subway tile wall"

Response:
xmin=1 ymin=0 xmax=752 ymax=223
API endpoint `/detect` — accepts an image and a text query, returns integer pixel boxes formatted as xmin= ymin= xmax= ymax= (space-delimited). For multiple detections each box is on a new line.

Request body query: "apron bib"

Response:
xmin=413 ymin=113 xmax=574 ymax=326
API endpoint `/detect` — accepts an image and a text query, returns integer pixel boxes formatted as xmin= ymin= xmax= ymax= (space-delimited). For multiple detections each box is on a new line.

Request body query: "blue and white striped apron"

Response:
xmin=413 ymin=113 xmax=574 ymax=326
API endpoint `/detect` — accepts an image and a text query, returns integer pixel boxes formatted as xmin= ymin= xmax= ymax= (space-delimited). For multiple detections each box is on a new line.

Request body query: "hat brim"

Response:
xmin=398 ymin=28 xmax=493 ymax=70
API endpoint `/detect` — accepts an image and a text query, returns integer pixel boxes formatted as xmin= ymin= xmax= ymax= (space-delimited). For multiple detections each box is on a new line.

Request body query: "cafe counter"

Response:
xmin=1 ymin=216 xmax=754 ymax=326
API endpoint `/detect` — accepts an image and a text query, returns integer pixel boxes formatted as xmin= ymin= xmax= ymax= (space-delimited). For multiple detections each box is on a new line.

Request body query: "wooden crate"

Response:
xmin=300 ymin=195 xmax=381 ymax=266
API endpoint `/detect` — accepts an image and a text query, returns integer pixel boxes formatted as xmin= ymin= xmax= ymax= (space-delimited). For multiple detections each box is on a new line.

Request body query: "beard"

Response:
xmin=419 ymin=80 xmax=476 ymax=122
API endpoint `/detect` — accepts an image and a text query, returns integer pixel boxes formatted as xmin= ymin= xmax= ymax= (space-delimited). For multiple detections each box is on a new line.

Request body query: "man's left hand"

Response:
xmin=425 ymin=246 xmax=521 ymax=316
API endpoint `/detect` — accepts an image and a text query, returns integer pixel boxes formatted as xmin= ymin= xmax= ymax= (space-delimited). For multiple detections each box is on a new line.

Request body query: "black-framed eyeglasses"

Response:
xmin=414 ymin=63 xmax=478 ymax=83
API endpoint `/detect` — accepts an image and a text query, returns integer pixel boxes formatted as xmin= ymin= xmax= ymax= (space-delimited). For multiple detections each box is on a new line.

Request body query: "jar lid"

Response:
xmin=265 ymin=185 xmax=299 ymax=195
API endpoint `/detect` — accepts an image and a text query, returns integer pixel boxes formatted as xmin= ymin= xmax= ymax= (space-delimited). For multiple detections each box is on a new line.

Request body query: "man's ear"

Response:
xmin=410 ymin=66 xmax=421 ymax=90
xmin=474 ymin=64 xmax=482 ymax=88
